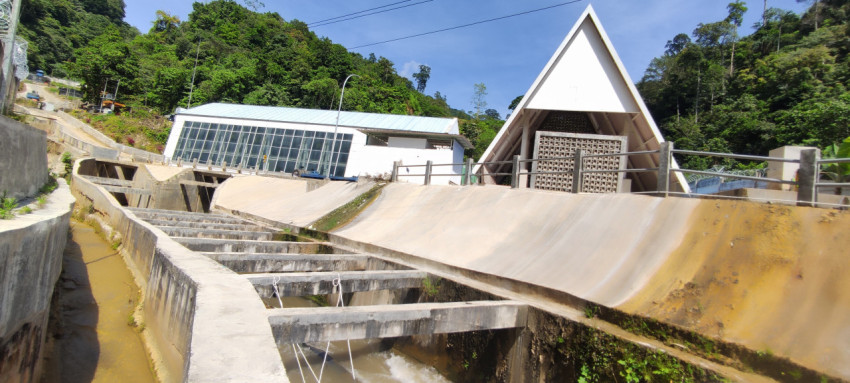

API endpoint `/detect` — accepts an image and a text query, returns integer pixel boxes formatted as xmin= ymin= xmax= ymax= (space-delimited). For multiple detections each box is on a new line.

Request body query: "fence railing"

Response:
xmin=392 ymin=143 xmax=847 ymax=207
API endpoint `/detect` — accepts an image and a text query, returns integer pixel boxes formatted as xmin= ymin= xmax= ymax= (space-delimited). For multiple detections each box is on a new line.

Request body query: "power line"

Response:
xmin=311 ymin=0 xmax=434 ymax=28
xmin=349 ymin=0 xmax=583 ymax=49
xmin=309 ymin=0 xmax=417 ymax=26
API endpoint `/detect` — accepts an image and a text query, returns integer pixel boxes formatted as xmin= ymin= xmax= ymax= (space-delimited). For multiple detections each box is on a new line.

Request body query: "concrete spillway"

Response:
xmin=211 ymin=176 xmax=850 ymax=381
xmin=204 ymin=253 xmax=373 ymax=273
xmin=174 ymin=237 xmax=336 ymax=254
xmin=248 ymin=270 xmax=428 ymax=297
xmin=268 ymin=301 xmax=528 ymax=343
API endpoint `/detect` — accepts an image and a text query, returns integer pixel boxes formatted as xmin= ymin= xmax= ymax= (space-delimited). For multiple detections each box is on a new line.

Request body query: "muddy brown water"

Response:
xmin=41 ymin=221 xmax=156 ymax=383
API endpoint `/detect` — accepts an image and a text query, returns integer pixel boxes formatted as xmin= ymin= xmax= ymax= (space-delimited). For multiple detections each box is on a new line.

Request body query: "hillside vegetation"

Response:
xmin=17 ymin=0 xmax=850 ymax=164
xmin=637 ymin=0 xmax=850 ymax=168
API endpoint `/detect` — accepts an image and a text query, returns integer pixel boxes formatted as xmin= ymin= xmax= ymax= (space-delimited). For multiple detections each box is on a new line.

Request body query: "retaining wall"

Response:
xmin=71 ymin=158 xmax=286 ymax=382
xmin=0 ymin=116 xmax=48 ymax=199
xmin=0 ymin=180 xmax=75 ymax=383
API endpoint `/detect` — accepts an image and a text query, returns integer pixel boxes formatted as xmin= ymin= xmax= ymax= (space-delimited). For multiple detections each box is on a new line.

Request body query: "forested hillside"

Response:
xmin=637 ymin=0 xmax=850 ymax=168
xmin=18 ymin=0 xmax=505 ymax=158
xmin=17 ymin=0 xmax=850 ymax=164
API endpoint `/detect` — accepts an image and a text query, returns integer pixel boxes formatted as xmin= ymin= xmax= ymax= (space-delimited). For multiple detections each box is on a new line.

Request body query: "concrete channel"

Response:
xmin=69 ymin=158 xmax=813 ymax=382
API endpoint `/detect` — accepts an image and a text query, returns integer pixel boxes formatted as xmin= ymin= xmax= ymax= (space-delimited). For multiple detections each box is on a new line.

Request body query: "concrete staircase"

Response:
xmin=126 ymin=207 xmax=527 ymax=348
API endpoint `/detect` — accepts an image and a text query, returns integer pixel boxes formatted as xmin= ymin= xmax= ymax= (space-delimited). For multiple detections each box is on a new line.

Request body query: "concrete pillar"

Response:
xmin=192 ymin=159 xmax=198 ymax=169
xmin=222 ymin=161 xmax=227 ymax=172
xmin=571 ymin=150 xmax=583 ymax=193
xmin=511 ymin=155 xmax=520 ymax=189
xmin=656 ymin=142 xmax=673 ymax=197
xmin=177 ymin=157 xmax=182 ymax=167
xmin=424 ymin=160 xmax=433 ymax=185
xmin=464 ymin=157 xmax=473 ymax=186
xmin=391 ymin=161 xmax=399 ymax=182
xmin=796 ymin=148 xmax=819 ymax=207
xmin=519 ymin=125 xmax=530 ymax=188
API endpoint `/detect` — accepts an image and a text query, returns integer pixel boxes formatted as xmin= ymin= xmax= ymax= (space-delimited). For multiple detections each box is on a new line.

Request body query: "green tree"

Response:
xmin=471 ymin=83 xmax=488 ymax=119
xmin=412 ymin=64 xmax=431 ymax=93
xmin=68 ymin=26 xmax=139 ymax=104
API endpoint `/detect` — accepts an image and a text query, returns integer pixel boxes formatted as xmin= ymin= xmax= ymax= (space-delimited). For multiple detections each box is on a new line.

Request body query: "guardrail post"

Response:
xmin=424 ymin=160 xmax=433 ymax=185
xmin=797 ymin=149 xmax=819 ymax=207
xmin=571 ymin=150 xmax=583 ymax=193
xmin=391 ymin=161 xmax=399 ymax=182
xmin=464 ymin=158 xmax=473 ymax=186
xmin=657 ymin=142 xmax=672 ymax=197
xmin=511 ymin=155 xmax=521 ymax=188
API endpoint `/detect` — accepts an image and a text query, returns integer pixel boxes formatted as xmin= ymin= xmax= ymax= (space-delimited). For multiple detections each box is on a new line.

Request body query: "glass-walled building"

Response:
xmin=163 ymin=103 xmax=472 ymax=184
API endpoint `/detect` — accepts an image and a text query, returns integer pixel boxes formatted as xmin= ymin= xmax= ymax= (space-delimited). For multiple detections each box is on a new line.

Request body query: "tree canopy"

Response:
xmin=637 ymin=0 xmax=850 ymax=169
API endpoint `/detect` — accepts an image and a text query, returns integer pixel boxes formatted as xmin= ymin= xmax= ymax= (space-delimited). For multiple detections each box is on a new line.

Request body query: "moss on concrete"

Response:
xmin=308 ymin=183 xmax=385 ymax=232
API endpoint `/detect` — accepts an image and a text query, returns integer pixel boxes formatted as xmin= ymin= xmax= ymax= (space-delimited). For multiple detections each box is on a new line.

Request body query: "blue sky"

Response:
xmin=124 ymin=1 xmax=810 ymax=117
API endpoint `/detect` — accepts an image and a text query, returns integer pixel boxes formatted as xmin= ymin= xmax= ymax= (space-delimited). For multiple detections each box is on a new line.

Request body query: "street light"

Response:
xmin=326 ymin=74 xmax=359 ymax=178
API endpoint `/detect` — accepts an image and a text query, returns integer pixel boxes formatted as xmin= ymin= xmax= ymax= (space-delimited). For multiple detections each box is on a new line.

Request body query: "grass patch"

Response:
xmin=69 ymin=108 xmax=171 ymax=153
xmin=1 ymin=191 xmax=17 ymax=219
xmin=308 ymin=183 xmax=385 ymax=232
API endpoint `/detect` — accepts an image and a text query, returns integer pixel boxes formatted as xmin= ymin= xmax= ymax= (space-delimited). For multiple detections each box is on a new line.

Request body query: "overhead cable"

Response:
xmin=349 ymin=0 xmax=583 ymax=49
xmin=311 ymin=0 xmax=434 ymax=28
xmin=309 ymin=0 xmax=428 ymax=26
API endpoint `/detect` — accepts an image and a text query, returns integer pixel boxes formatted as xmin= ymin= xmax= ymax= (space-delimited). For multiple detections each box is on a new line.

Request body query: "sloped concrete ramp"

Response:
xmin=213 ymin=178 xmax=850 ymax=380
xmin=212 ymin=176 xmax=376 ymax=226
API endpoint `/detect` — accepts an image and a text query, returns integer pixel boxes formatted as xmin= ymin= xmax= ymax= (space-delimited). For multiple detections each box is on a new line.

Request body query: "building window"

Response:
xmin=426 ymin=139 xmax=453 ymax=150
xmin=173 ymin=120 xmax=353 ymax=176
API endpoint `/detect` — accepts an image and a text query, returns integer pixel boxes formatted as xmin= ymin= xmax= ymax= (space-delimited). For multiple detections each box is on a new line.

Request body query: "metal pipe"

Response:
xmin=328 ymin=74 xmax=359 ymax=178
xmin=672 ymin=149 xmax=800 ymax=163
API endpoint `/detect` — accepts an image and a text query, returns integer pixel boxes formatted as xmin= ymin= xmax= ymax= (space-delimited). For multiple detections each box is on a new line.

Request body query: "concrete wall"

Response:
xmin=0 ymin=116 xmax=49 ymax=199
xmin=0 ymin=180 xmax=75 ymax=383
xmin=71 ymin=158 xmax=287 ymax=382
xmin=216 ymin=177 xmax=850 ymax=380
xmin=56 ymin=111 xmax=164 ymax=162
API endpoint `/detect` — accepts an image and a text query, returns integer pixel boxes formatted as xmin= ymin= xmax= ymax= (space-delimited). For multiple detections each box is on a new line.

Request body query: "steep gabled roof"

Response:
xmin=477 ymin=5 xmax=687 ymax=191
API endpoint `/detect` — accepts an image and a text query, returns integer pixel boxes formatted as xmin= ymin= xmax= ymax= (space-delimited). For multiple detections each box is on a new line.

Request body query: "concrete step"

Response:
xmin=174 ymin=238 xmax=337 ymax=254
xmin=127 ymin=208 xmax=249 ymax=225
xmin=248 ymin=270 xmax=428 ymax=297
xmin=268 ymin=301 xmax=528 ymax=343
xmin=141 ymin=218 xmax=271 ymax=232
xmin=203 ymin=253 xmax=371 ymax=273
xmin=157 ymin=227 xmax=274 ymax=241
xmin=82 ymin=175 xmax=134 ymax=187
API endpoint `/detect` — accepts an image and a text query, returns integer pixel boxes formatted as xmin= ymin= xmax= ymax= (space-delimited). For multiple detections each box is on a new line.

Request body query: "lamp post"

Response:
xmin=326 ymin=74 xmax=359 ymax=178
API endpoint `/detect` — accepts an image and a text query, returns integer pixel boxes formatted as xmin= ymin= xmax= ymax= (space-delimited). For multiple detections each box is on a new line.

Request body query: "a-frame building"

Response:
xmin=477 ymin=5 xmax=687 ymax=193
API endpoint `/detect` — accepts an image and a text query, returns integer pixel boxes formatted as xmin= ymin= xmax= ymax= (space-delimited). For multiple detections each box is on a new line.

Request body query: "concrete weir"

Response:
xmin=268 ymin=301 xmax=528 ymax=343
xmin=204 ymin=253 xmax=374 ymax=273
xmin=248 ymin=270 xmax=428 ymax=297
xmin=174 ymin=237 xmax=336 ymax=254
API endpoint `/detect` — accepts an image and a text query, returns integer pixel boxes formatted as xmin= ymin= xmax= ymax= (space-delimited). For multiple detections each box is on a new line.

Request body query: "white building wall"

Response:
xmin=163 ymin=114 xmax=464 ymax=184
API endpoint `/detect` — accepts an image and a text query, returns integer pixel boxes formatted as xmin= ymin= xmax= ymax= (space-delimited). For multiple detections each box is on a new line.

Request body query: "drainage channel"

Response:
xmin=128 ymin=207 xmax=522 ymax=382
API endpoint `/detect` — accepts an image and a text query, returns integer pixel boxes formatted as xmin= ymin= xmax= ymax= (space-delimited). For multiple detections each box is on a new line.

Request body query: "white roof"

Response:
xmin=178 ymin=103 xmax=460 ymax=135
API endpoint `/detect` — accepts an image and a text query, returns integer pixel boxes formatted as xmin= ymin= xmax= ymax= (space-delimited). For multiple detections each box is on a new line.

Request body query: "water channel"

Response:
xmin=41 ymin=220 xmax=155 ymax=383
xmin=270 ymin=296 xmax=453 ymax=383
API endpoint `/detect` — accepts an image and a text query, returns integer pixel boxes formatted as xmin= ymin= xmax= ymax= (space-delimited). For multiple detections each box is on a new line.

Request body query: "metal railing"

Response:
xmin=391 ymin=142 xmax=848 ymax=207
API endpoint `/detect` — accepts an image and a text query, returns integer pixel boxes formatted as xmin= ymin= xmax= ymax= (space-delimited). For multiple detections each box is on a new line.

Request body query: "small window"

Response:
xmin=366 ymin=135 xmax=388 ymax=147
xmin=426 ymin=139 xmax=453 ymax=150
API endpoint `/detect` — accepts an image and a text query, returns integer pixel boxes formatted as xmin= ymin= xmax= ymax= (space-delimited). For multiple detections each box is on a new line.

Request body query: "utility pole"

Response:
xmin=0 ymin=0 xmax=23 ymax=114
xmin=187 ymin=38 xmax=201 ymax=108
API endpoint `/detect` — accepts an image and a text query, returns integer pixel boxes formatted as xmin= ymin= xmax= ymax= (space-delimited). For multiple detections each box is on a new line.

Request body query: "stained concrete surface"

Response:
xmin=618 ymin=200 xmax=850 ymax=379
xmin=211 ymin=176 xmax=376 ymax=227
xmin=40 ymin=221 xmax=155 ymax=383
xmin=214 ymin=177 xmax=850 ymax=380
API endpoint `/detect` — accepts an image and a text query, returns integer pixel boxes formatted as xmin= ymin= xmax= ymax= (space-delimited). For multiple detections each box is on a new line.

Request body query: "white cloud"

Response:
xmin=398 ymin=60 xmax=422 ymax=78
